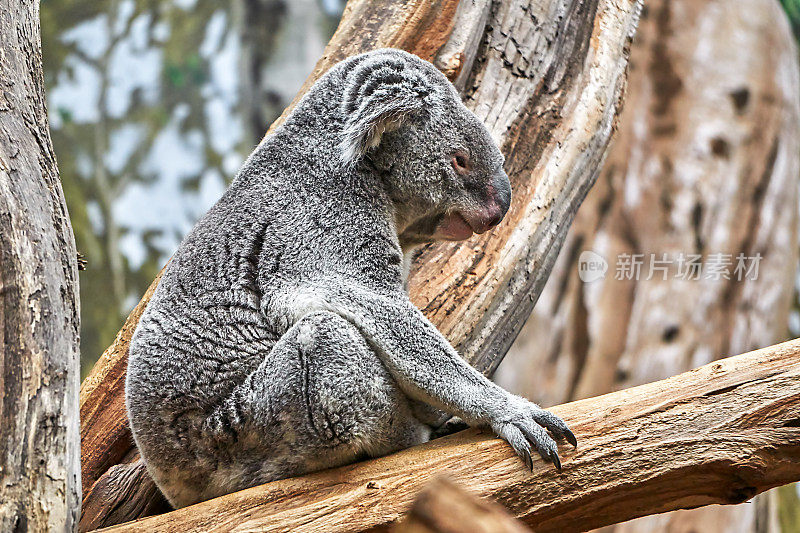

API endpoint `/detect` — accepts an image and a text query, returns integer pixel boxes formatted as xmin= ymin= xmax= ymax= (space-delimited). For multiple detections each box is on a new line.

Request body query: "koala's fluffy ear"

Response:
xmin=340 ymin=51 xmax=431 ymax=167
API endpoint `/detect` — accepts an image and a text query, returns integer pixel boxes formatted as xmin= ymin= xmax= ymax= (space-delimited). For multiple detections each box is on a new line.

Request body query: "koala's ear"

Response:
xmin=340 ymin=52 xmax=431 ymax=167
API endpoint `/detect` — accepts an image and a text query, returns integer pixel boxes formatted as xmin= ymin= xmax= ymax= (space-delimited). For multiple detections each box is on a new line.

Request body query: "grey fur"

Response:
xmin=126 ymin=49 xmax=574 ymax=508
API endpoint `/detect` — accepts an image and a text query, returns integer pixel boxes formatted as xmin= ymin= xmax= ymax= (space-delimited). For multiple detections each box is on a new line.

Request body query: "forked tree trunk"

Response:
xmin=495 ymin=0 xmax=800 ymax=531
xmin=0 ymin=0 xmax=82 ymax=530
xmin=78 ymin=0 xmax=642 ymax=529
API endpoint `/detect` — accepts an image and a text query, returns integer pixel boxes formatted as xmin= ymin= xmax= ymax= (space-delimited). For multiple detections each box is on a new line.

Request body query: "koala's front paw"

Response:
xmin=490 ymin=397 xmax=576 ymax=471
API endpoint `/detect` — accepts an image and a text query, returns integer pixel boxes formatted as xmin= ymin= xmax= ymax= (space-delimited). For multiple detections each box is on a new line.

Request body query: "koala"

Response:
xmin=126 ymin=48 xmax=575 ymax=509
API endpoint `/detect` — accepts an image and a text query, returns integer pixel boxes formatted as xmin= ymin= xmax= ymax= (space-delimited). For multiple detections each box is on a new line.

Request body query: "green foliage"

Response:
xmin=781 ymin=0 xmax=800 ymax=38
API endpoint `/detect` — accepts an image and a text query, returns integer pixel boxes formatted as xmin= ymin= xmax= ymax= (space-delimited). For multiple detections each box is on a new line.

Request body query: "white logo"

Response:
xmin=578 ymin=250 xmax=608 ymax=282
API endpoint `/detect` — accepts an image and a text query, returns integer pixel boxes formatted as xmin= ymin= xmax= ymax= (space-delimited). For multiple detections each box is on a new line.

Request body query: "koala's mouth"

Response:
xmin=434 ymin=211 xmax=499 ymax=241
xmin=434 ymin=212 xmax=475 ymax=241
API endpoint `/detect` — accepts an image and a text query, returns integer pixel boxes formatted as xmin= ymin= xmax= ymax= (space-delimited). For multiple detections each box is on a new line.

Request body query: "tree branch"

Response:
xmin=100 ymin=339 xmax=800 ymax=533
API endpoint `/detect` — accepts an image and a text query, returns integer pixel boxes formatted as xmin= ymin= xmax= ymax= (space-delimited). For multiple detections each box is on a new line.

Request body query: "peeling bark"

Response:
xmin=0 ymin=0 xmax=82 ymax=530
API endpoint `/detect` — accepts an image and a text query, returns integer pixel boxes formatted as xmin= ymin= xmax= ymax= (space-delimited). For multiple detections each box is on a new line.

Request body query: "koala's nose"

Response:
xmin=487 ymin=211 xmax=504 ymax=228
xmin=489 ymin=169 xmax=512 ymax=225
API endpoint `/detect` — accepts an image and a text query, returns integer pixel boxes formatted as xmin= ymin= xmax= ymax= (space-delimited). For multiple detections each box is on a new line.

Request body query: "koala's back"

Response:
xmin=126 ymin=137 xmax=409 ymax=506
xmin=127 ymin=138 xmax=330 ymax=413
xmin=125 ymin=170 xmax=293 ymax=495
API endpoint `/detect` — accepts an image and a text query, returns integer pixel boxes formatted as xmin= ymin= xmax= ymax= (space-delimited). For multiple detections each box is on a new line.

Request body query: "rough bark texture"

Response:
xmin=100 ymin=338 xmax=800 ymax=533
xmin=494 ymin=1 xmax=800 ymax=531
xmin=0 ymin=0 xmax=82 ymax=530
xmin=79 ymin=450 xmax=170 ymax=533
xmin=392 ymin=477 xmax=531 ymax=533
xmin=79 ymin=0 xmax=642 ymax=528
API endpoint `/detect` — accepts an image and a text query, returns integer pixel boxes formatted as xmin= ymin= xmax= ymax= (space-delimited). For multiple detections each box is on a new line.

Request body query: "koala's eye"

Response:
xmin=451 ymin=151 xmax=470 ymax=174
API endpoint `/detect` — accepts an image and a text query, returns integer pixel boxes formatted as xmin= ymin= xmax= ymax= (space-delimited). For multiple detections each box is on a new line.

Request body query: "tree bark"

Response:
xmin=99 ymin=338 xmax=800 ymax=533
xmin=79 ymin=0 xmax=642 ymax=528
xmin=0 ymin=0 xmax=82 ymax=531
xmin=494 ymin=0 xmax=800 ymax=531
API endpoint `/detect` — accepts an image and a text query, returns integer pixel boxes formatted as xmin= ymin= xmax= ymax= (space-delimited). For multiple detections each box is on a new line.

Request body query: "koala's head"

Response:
xmin=338 ymin=49 xmax=511 ymax=245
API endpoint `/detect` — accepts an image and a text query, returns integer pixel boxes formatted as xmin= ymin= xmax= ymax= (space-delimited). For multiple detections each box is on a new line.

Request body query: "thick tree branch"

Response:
xmin=101 ymin=339 xmax=800 ymax=533
xmin=79 ymin=0 xmax=642 ymax=528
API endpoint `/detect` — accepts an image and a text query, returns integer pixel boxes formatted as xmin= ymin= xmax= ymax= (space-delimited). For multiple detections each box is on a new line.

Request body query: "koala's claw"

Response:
xmin=496 ymin=422 xmax=536 ymax=470
xmin=518 ymin=443 xmax=534 ymax=472
xmin=529 ymin=407 xmax=577 ymax=448
xmin=549 ymin=448 xmax=562 ymax=471
xmin=564 ymin=428 xmax=578 ymax=448
xmin=493 ymin=400 xmax=575 ymax=471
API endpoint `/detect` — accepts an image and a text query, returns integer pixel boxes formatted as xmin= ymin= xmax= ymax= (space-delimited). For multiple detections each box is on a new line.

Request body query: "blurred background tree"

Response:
xmin=41 ymin=0 xmax=343 ymax=376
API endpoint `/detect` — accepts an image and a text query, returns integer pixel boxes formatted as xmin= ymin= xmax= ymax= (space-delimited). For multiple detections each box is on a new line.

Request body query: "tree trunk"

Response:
xmin=98 ymin=338 xmax=800 ymax=533
xmin=78 ymin=0 xmax=642 ymax=528
xmin=495 ymin=0 xmax=800 ymax=531
xmin=0 ymin=0 xmax=82 ymax=531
